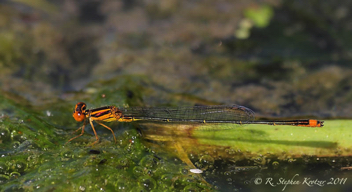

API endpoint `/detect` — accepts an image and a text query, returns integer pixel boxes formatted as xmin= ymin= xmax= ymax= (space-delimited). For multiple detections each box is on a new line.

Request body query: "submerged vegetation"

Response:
xmin=1 ymin=0 xmax=352 ymax=191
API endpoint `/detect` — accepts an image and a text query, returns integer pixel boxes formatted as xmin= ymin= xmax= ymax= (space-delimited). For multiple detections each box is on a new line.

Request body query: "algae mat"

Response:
xmin=0 ymin=91 xmax=351 ymax=191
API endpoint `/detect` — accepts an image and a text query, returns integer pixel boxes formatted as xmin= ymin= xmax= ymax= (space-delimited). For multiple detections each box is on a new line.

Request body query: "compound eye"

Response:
xmin=75 ymin=102 xmax=86 ymax=112
xmin=73 ymin=102 xmax=87 ymax=122
xmin=73 ymin=111 xmax=85 ymax=122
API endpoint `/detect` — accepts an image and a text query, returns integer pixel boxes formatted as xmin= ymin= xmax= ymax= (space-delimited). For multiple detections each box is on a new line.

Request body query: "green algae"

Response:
xmin=1 ymin=77 xmax=352 ymax=191
xmin=0 ymin=91 xmax=212 ymax=191
xmin=1 ymin=1 xmax=352 ymax=190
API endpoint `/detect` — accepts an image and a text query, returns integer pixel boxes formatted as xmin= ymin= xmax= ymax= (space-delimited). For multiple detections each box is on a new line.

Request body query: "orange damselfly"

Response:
xmin=67 ymin=102 xmax=324 ymax=145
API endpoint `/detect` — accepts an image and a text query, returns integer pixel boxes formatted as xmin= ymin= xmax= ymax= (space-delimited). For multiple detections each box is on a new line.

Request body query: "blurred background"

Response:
xmin=1 ymin=0 xmax=352 ymax=118
xmin=1 ymin=1 xmax=352 ymax=191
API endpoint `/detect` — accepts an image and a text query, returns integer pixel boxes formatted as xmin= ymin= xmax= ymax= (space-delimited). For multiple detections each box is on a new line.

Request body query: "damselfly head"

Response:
xmin=73 ymin=102 xmax=86 ymax=122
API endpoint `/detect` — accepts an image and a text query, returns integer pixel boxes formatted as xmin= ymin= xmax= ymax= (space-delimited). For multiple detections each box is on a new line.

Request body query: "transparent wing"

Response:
xmin=120 ymin=105 xmax=255 ymax=124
